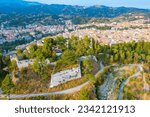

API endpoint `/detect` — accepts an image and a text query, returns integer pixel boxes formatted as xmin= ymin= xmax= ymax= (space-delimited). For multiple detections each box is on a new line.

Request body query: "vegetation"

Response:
xmin=95 ymin=65 xmax=140 ymax=100
xmin=0 ymin=39 xmax=33 ymax=52
xmin=95 ymin=66 xmax=112 ymax=85
xmin=22 ymin=83 xmax=96 ymax=100
xmin=49 ymin=77 xmax=88 ymax=92
xmin=0 ymin=53 xmax=8 ymax=87
xmin=10 ymin=67 xmax=52 ymax=94
xmin=10 ymin=70 xmax=88 ymax=94
xmin=100 ymin=41 xmax=150 ymax=65
xmin=1 ymin=75 xmax=14 ymax=95
xmin=55 ymin=50 xmax=78 ymax=73
xmin=79 ymin=25 xmax=112 ymax=30
xmin=1 ymin=34 xmax=150 ymax=100
xmin=32 ymin=59 xmax=50 ymax=81
xmin=123 ymin=76 xmax=144 ymax=100
xmin=9 ymin=60 xmax=18 ymax=72
xmin=143 ymin=63 xmax=150 ymax=85
xmin=82 ymin=57 xmax=94 ymax=74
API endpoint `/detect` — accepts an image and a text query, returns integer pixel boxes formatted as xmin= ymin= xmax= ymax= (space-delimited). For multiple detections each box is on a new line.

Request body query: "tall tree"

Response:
xmin=1 ymin=75 xmax=14 ymax=99
xmin=42 ymin=37 xmax=54 ymax=58
xmin=9 ymin=60 xmax=18 ymax=72
xmin=29 ymin=44 xmax=38 ymax=58
xmin=83 ymin=57 xmax=93 ymax=74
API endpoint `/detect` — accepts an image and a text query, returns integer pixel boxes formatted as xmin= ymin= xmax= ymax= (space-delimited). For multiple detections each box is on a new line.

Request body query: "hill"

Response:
xmin=0 ymin=1 xmax=149 ymax=18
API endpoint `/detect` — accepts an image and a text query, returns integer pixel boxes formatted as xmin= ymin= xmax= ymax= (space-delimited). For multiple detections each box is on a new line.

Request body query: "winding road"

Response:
xmin=143 ymin=71 xmax=150 ymax=99
xmin=0 ymin=88 xmax=2 ymax=96
xmin=9 ymin=61 xmax=105 ymax=99
xmin=10 ymin=81 xmax=89 ymax=99
xmin=6 ymin=62 xmax=145 ymax=100
xmin=118 ymin=65 xmax=143 ymax=100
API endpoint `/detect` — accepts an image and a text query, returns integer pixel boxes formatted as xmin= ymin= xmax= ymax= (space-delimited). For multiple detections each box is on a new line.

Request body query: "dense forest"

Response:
xmin=101 ymin=41 xmax=150 ymax=65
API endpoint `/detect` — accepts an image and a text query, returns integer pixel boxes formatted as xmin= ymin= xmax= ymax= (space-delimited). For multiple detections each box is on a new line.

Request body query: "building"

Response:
xmin=10 ymin=54 xmax=18 ymax=62
xmin=10 ymin=54 xmax=34 ymax=70
xmin=17 ymin=59 xmax=34 ymax=70
xmin=79 ymin=55 xmax=98 ymax=62
xmin=50 ymin=65 xmax=82 ymax=88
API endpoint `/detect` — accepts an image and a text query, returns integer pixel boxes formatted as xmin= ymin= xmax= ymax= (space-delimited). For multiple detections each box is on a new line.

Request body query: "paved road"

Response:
xmin=9 ymin=63 xmax=144 ymax=100
xmin=0 ymin=88 xmax=2 ymax=96
xmin=143 ymin=73 xmax=149 ymax=92
xmin=143 ymin=71 xmax=150 ymax=100
xmin=10 ymin=61 xmax=105 ymax=99
xmin=10 ymin=81 xmax=89 ymax=99
xmin=100 ymin=61 xmax=104 ymax=71
xmin=95 ymin=61 xmax=105 ymax=77
xmin=118 ymin=65 xmax=142 ymax=100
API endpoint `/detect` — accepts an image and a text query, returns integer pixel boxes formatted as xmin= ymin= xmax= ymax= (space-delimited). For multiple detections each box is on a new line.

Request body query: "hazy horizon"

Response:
xmin=26 ymin=0 xmax=150 ymax=9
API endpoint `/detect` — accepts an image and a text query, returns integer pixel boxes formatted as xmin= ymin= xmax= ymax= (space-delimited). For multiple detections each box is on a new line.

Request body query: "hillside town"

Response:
xmin=0 ymin=7 xmax=150 ymax=100
xmin=1 ymin=14 xmax=149 ymax=46
xmin=61 ymin=19 xmax=150 ymax=45
xmin=0 ymin=20 xmax=75 ymax=44
xmin=2 ymin=17 xmax=148 ymax=53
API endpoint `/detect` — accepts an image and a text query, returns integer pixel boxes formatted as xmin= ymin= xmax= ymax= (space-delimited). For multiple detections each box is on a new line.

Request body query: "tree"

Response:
xmin=9 ymin=60 xmax=18 ymax=72
xmin=0 ymin=53 xmax=5 ymax=86
xmin=29 ymin=44 xmax=38 ymax=58
xmin=84 ymin=74 xmax=96 ymax=83
xmin=55 ymin=36 xmax=66 ymax=51
xmin=0 ymin=53 xmax=3 ymax=70
xmin=42 ymin=37 xmax=54 ymax=58
xmin=17 ymin=49 xmax=23 ymax=56
xmin=75 ymin=36 xmax=91 ymax=57
xmin=17 ymin=49 xmax=25 ymax=60
xmin=146 ymin=55 xmax=150 ymax=63
xmin=83 ymin=57 xmax=93 ymax=74
xmin=68 ymin=35 xmax=79 ymax=50
xmin=79 ymin=87 xmax=90 ymax=100
xmin=61 ymin=50 xmax=77 ymax=66
xmin=32 ymin=59 xmax=49 ymax=80
xmin=1 ymin=75 xmax=14 ymax=98
xmin=35 ymin=48 xmax=45 ymax=60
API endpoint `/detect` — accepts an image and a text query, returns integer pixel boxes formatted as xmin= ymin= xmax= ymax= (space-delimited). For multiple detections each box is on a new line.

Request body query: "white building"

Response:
xmin=17 ymin=59 xmax=34 ymax=70
xmin=50 ymin=65 xmax=82 ymax=88
xmin=10 ymin=54 xmax=18 ymax=62
xmin=79 ymin=55 xmax=98 ymax=62
xmin=10 ymin=54 xmax=34 ymax=70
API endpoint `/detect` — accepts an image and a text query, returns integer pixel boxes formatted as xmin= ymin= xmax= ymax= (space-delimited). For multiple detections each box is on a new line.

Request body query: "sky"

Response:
xmin=26 ymin=0 xmax=150 ymax=9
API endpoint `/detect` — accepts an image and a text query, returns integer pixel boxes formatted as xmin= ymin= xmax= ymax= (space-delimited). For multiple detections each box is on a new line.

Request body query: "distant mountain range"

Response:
xmin=0 ymin=0 xmax=149 ymax=18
